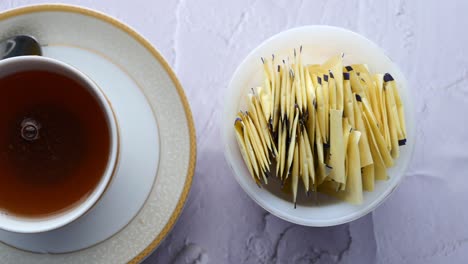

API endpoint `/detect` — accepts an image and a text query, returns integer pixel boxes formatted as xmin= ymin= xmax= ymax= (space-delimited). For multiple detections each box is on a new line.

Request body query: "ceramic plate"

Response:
xmin=0 ymin=4 xmax=195 ymax=264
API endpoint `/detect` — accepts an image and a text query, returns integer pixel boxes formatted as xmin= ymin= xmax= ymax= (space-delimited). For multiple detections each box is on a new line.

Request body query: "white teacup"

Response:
xmin=0 ymin=56 xmax=118 ymax=233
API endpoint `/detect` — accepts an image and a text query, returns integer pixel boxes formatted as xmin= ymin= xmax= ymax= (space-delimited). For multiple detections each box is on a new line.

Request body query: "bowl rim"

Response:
xmin=222 ymin=25 xmax=415 ymax=226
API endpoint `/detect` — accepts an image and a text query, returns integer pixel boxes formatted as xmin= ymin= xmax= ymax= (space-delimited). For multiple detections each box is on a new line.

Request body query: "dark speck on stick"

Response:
xmin=384 ymin=73 xmax=394 ymax=82
xmin=343 ymin=72 xmax=350 ymax=80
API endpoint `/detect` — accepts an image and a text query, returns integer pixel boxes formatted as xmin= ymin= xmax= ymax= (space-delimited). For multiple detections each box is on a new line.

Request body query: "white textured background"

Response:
xmin=1 ymin=1 xmax=466 ymax=263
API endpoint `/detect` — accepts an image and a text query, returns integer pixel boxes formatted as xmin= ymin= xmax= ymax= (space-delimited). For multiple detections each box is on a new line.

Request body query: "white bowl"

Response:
xmin=223 ymin=26 xmax=415 ymax=226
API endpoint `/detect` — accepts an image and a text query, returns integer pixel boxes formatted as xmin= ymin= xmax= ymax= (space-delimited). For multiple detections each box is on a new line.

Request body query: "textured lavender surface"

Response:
xmin=1 ymin=1 xmax=466 ymax=263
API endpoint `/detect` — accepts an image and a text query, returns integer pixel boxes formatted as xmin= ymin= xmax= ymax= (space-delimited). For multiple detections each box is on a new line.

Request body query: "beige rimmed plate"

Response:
xmin=0 ymin=4 xmax=195 ymax=264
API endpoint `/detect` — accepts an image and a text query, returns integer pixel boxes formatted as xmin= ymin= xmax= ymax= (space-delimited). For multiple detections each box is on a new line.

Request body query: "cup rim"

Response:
xmin=0 ymin=56 xmax=119 ymax=233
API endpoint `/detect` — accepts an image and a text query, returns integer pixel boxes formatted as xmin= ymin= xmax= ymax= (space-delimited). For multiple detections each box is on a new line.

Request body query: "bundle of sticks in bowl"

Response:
xmin=234 ymin=47 xmax=407 ymax=206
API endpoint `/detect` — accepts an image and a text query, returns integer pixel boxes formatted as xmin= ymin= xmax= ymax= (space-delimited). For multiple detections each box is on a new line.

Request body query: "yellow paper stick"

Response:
xmin=299 ymin=129 xmax=309 ymax=192
xmin=329 ymin=109 xmax=346 ymax=184
xmin=315 ymin=76 xmax=326 ymax=143
xmin=362 ymin=164 xmax=375 ymax=191
xmin=353 ymin=94 xmax=373 ymax=168
xmin=243 ymin=117 xmax=261 ymax=180
xmin=248 ymin=95 xmax=268 ymax=155
xmin=322 ymin=54 xmax=343 ymax=110
xmin=343 ymin=73 xmax=355 ymax=128
xmin=273 ymin=64 xmax=281 ymax=132
xmin=235 ymin=118 xmax=256 ymax=182
xmin=292 ymin=142 xmax=299 ymax=207
xmin=315 ymin=116 xmax=326 ymax=184
xmin=285 ymin=109 xmax=299 ymax=179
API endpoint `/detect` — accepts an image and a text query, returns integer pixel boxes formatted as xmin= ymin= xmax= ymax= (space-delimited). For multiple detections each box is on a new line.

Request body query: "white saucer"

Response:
xmin=0 ymin=4 xmax=195 ymax=263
